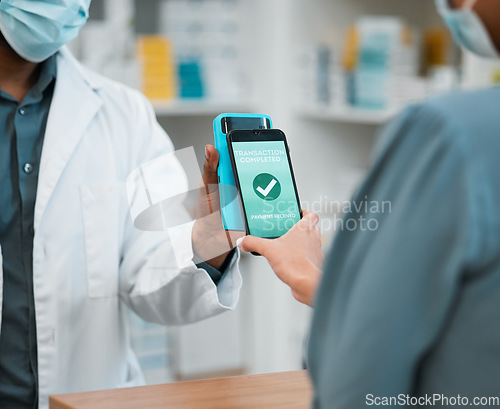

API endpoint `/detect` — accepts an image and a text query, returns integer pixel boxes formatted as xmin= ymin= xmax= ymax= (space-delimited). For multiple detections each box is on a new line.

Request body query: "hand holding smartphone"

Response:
xmin=227 ymin=129 xmax=302 ymax=239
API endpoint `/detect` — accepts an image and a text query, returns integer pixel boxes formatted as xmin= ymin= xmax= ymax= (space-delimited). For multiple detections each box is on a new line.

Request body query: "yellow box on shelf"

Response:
xmin=137 ymin=35 xmax=177 ymax=101
xmin=342 ymin=25 xmax=359 ymax=72
xmin=143 ymin=81 xmax=175 ymax=90
xmin=143 ymin=90 xmax=175 ymax=100
xmin=142 ymin=66 xmax=175 ymax=76
xmin=137 ymin=35 xmax=173 ymax=53
xmin=143 ymin=83 xmax=176 ymax=92
xmin=422 ymin=28 xmax=452 ymax=73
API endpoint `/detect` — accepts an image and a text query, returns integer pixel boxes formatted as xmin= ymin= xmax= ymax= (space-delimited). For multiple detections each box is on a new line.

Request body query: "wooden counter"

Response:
xmin=50 ymin=370 xmax=312 ymax=409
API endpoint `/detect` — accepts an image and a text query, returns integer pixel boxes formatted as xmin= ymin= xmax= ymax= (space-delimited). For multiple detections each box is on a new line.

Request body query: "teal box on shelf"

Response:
xmin=213 ymin=113 xmax=273 ymax=231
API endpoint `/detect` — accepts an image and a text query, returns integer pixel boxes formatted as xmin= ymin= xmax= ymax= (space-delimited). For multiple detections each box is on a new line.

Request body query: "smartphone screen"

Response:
xmin=228 ymin=130 xmax=302 ymax=238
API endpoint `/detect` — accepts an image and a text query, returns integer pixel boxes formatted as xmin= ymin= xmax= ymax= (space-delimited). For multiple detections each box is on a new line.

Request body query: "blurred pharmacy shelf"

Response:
xmin=152 ymin=100 xmax=254 ymax=117
xmin=299 ymin=106 xmax=399 ymax=125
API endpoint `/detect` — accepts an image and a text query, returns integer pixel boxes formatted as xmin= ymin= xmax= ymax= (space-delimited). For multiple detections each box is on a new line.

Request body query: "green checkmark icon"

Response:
xmin=253 ymin=173 xmax=281 ymax=201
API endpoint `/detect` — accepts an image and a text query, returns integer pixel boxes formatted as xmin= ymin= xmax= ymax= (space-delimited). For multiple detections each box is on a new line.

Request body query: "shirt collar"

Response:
xmin=27 ymin=54 xmax=57 ymax=103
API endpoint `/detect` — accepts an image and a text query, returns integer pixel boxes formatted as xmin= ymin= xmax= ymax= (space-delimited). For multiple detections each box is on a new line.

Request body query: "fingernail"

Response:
xmin=236 ymin=237 xmax=244 ymax=248
xmin=205 ymin=146 xmax=210 ymax=161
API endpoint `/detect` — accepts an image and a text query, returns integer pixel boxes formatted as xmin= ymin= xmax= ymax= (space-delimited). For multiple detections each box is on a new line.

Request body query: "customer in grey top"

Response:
xmin=310 ymin=90 xmax=500 ymax=407
xmin=238 ymin=0 xmax=500 ymax=407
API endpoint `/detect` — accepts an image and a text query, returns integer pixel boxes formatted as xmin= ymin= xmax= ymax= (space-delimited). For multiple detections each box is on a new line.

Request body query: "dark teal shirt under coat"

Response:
xmin=0 ymin=57 xmax=56 ymax=409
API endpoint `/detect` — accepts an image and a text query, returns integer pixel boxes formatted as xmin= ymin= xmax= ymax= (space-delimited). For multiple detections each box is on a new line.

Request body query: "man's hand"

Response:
xmin=192 ymin=145 xmax=244 ymax=270
xmin=237 ymin=210 xmax=324 ymax=307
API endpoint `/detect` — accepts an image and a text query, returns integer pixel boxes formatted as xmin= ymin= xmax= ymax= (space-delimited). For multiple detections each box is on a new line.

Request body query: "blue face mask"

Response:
xmin=435 ymin=0 xmax=499 ymax=59
xmin=0 ymin=0 xmax=91 ymax=62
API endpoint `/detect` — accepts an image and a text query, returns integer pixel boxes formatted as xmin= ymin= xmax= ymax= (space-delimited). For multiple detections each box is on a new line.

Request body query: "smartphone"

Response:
xmin=227 ymin=129 xmax=302 ymax=239
xmin=213 ymin=113 xmax=273 ymax=231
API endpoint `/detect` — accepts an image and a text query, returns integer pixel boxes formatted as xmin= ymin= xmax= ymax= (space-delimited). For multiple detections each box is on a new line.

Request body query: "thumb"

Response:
xmin=237 ymin=235 xmax=274 ymax=257
xmin=203 ymin=144 xmax=219 ymax=186
xmin=301 ymin=210 xmax=320 ymax=227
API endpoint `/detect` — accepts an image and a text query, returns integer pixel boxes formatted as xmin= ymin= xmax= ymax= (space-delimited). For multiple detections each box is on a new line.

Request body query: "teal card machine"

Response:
xmin=213 ymin=113 xmax=273 ymax=231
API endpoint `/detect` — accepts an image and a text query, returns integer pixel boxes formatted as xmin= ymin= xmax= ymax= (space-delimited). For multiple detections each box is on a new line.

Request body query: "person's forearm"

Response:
xmin=205 ymin=251 xmax=231 ymax=270
xmin=288 ymin=264 xmax=322 ymax=307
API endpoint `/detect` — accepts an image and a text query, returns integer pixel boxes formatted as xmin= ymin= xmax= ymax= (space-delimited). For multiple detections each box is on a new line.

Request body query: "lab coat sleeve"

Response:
xmin=118 ymin=90 xmax=242 ymax=325
xmin=307 ymin=103 xmax=480 ymax=408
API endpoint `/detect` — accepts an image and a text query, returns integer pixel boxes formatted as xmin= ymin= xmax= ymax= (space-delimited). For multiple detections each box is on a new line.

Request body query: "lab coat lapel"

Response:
xmin=34 ymin=48 xmax=103 ymax=232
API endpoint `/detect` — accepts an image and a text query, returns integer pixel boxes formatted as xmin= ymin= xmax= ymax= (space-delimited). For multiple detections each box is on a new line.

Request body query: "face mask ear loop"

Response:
xmin=463 ymin=0 xmax=478 ymax=10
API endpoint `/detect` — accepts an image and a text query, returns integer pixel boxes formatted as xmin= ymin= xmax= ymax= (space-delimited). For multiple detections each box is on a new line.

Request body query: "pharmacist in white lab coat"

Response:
xmin=0 ymin=1 xmax=241 ymax=408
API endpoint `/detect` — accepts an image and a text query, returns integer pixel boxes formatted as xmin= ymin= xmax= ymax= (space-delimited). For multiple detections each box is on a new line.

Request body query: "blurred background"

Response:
xmin=68 ymin=0 xmax=500 ymax=384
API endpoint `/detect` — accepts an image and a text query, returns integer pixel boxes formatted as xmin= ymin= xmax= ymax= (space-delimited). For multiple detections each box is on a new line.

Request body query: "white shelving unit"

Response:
xmin=298 ymin=106 xmax=399 ymax=125
xmin=152 ymin=96 xmax=400 ymax=126
xmin=152 ymin=100 xmax=254 ymax=117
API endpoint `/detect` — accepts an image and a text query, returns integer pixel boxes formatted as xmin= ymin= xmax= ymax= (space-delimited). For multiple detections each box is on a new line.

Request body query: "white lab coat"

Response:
xmin=0 ymin=47 xmax=242 ymax=409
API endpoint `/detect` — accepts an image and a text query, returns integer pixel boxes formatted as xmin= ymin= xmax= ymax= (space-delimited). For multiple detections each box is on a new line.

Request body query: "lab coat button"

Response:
xmin=18 ymin=108 xmax=26 ymax=115
xmin=23 ymin=163 xmax=33 ymax=174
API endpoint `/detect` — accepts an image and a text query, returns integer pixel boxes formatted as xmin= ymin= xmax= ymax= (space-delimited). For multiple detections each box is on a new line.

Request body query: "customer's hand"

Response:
xmin=237 ymin=210 xmax=324 ymax=307
xmin=192 ymin=145 xmax=244 ymax=269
